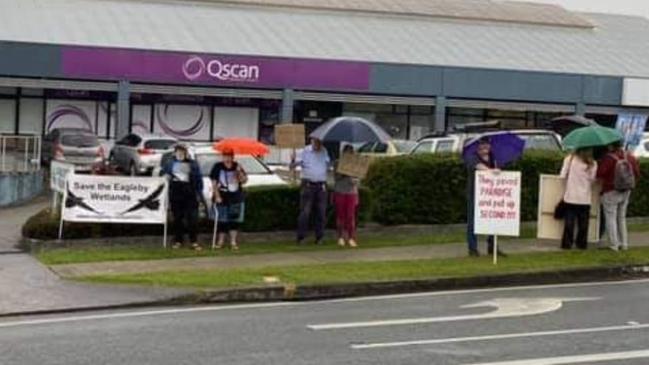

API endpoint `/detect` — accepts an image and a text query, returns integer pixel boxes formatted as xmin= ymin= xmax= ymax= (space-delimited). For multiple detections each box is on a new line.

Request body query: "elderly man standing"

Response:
xmin=291 ymin=137 xmax=331 ymax=245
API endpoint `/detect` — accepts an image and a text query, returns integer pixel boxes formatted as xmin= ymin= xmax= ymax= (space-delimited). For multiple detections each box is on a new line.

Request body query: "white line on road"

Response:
xmin=459 ymin=349 xmax=649 ymax=365
xmin=0 ymin=302 xmax=304 ymax=329
xmin=351 ymin=322 xmax=649 ymax=349
xmin=1 ymin=278 xmax=649 ymax=329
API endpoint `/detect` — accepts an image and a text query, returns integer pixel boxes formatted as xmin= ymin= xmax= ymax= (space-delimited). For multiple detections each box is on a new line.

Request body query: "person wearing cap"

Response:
xmin=210 ymin=147 xmax=248 ymax=250
xmin=162 ymin=144 xmax=203 ymax=250
xmin=290 ymin=137 xmax=331 ymax=245
xmin=465 ymin=137 xmax=507 ymax=258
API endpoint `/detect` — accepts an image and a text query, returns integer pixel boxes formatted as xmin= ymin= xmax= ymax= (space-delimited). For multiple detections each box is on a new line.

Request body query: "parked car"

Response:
xmin=411 ymin=130 xmax=563 ymax=155
xmin=156 ymin=143 xmax=287 ymax=213
xmin=109 ymin=133 xmax=177 ymax=176
xmin=632 ymin=133 xmax=649 ymax=158
xmin=357 ymin=140 xmax=417 ymax=157
xmin=42 ymin=128 xmax=104 ymax=171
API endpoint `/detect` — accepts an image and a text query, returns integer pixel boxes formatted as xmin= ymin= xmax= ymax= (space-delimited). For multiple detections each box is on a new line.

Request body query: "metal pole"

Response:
xmin=493 ymin=235 xmax=498 ymax=265
xmin=211 ymin=205 xmax=219 ymax=250
xmin=24 ymin=137 xmax=28 ymax=171
xmin=1 ymin=136 xmax=6 ymax=171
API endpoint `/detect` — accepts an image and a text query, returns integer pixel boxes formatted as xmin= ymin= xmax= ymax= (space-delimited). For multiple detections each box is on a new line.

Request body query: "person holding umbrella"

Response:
xmin=211 ymin=147 xmax=248 ymax=251
xmin=463 ymin=133 xmax=525 ymax=257
xmin=597 ymin=141 xmax=640 ymax=251
xmin=291 ymin=137 xmax=331 ymax=245
xmin=161 ymin=144 xmax=203 ymax=250
xmin=558 ymin=148 xmax=597 ymax=250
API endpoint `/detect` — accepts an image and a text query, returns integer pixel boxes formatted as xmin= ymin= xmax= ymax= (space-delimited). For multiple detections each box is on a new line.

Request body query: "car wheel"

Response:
xmin=129 ymin=162 xmax=138 ymax=177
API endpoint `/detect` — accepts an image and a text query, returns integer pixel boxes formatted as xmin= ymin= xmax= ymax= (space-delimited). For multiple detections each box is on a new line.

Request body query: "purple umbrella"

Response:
xmin=462 ymin=132 xmax=526 ymax=167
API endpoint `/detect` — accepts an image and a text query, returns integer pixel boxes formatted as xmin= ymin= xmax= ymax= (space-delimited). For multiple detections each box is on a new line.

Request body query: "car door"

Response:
xmin=434 ymin=139 xmax=456 ymax=153
xmin=411 ymin=141 xmax=434 ymax=155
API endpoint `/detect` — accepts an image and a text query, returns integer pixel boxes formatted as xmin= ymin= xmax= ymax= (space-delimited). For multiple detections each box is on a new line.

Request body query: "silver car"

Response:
xmin=42 ymin=128 xmax=104 ymax=171
xmin=109 ymin=133 xmax=177 ymax=176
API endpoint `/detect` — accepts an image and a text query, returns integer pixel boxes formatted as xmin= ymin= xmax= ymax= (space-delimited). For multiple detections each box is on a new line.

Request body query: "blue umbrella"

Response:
xmin=462 ymin=132 xmax=526 ymax=167
xmin=309 ymin=117 xmax=391 ymax=143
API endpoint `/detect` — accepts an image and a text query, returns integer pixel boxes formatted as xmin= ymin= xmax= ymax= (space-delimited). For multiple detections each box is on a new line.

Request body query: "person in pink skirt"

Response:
xmin=334 ymin=145 xmax=360 ymax=248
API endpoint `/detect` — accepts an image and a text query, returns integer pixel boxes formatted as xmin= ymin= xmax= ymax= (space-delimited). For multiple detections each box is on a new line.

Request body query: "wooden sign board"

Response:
xmin=537 ymin=174 xmax=601 ymax=243
xmin=337 ymin=153 xmax=373 ymax=179
xmin=275 ymin=124 xmax=305 ymax=149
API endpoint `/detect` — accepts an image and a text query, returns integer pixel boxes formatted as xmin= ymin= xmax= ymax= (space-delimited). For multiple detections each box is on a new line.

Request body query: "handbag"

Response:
xmin=553 ymin=156 xmax=573 ymax=220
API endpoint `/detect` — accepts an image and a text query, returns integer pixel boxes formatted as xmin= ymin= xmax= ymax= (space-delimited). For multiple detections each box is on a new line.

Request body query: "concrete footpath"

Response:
xmin=0 ymin=197 xmax=190 ymax=316
xmin=51 ymin=232 xmax=649 ymax=278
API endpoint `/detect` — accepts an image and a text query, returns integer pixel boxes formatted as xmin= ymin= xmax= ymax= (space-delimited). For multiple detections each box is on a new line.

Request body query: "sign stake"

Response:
xmin=493 ymin=235 xmax=498 ymax=265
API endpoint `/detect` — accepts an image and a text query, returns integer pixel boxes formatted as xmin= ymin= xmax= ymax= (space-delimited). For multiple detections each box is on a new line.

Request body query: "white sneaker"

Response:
xmin=608 ymin=246 xmax=619 ymax=252
xmin=338 ymin=238 xmax=346 ymax=247
xmin=620 ymin=245 xmax=629 ymax=251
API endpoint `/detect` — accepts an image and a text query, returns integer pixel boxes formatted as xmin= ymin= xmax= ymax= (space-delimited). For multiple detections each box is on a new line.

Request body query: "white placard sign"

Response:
xmin=62 ymin=175 xmax=168 ymax=224
xmin=50 ymin=161 xmax=75 ymax=193
xmin=474 ymin=171 xmax=522 ymax=237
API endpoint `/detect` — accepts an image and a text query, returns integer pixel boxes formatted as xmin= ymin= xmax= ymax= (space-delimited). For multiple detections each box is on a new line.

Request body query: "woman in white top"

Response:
xmin=559 ymin=148 xmax=597 ymax=250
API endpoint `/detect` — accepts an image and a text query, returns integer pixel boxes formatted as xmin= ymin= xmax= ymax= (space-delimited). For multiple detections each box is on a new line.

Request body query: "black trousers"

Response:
xmin=171 ymin=194 xmax=198 ymax=244
xmin=562 ymin=203 xmax=590 ymax=249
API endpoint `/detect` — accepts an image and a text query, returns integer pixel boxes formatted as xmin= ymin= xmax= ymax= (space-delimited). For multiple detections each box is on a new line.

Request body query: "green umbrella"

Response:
xmin=562 ymin=125 xmax=623 ymax=150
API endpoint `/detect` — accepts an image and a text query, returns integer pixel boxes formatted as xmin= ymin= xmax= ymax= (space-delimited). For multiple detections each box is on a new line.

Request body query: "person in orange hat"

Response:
xmin=210 ymin=147 xmax=248 ymax=250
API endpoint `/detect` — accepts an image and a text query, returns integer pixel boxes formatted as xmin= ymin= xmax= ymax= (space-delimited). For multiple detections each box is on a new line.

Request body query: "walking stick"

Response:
xmin=211 ymin=204 xmax=219 ymax=250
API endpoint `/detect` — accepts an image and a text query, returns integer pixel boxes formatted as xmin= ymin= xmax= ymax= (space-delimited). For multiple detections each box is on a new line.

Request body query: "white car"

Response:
xmin=632 ymin=133 xmax=649 ymax=158
xmin=411 ymin=130 xmax=563 ymax=155
xmin=156 ymin=143 xmax=287 ymax=212
xmin=110 ymin=133 xmax=177 ymax=176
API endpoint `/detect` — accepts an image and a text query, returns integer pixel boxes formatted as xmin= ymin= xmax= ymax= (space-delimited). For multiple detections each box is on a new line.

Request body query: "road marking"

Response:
xmin=0 ymin=302 xmax=304 ymax=329
xmin=459 ymin=349 xmax=649 ymax=365
xmin=0 ymin=278 xmax=647 ymax=329
xmin=351 ymin=322 xmax=649 ymax=349
xmin=308 ymin=297 xmax=597 ymax=330
xmin=323 ymin=278 xmax=649 ymax=304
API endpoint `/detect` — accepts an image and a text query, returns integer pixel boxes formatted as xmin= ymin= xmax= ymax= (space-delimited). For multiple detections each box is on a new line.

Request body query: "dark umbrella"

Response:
xmin=309 ymin=117 xmax=391 ymax=143
xmin=549 ymin=115 xmax=598 ymax=137
xmin=462 ymin=132 xmax=526 ymax=167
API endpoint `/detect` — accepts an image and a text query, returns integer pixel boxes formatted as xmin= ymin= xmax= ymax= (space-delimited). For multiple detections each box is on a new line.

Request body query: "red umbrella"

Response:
xmin=213 ymin=138 xmax=270 ymax=156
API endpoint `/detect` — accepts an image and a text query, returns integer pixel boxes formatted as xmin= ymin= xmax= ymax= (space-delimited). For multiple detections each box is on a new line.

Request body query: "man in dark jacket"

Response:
xmin=162 ymin=144 xmax=203 ymax=250
xmin=596 ymin=141 xmax=640 ymax=251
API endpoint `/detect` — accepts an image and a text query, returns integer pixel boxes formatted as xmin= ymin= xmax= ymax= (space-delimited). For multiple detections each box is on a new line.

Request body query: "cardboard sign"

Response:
xmin=474 ymin=171 xmax=521 ymax=237
xmin=537 ymin=174 xmax=601 ymax=243
xmin=337 ymin=153 xmax=373 ymax=179
xmin=275 ymin=124 xmax=306 ymax=149
xmin=50 ymin=161 xmax=75 ymax=193
xmin=62 ymin=175 xmax=168 ymax=224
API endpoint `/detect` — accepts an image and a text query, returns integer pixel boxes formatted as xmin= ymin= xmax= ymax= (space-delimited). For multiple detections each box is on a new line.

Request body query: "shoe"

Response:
xmin=191 ymin=243 xmax=203 ymax=252
xmin=348 ymin=239 xmax=358 ymax=248
xmin=231 ymin=243 xmax=239 ymax=251
xmin=469 ymin=249 xmax=480 ymax=257
xmin=608 ymin=246 xmax=620 ymax=252
xmin=338 ymin=238 xmax=346 ymax=247
xmin=620 ymin=246 xmax=629 ymax=251
xmin=172 ymin=242 xmax=183 ymax=249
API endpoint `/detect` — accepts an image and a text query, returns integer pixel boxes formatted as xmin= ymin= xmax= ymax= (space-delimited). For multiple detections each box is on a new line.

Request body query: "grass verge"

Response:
xmin=38 ymin=226 xmax=533 ymax=265
xmin=76 ymin=248 xmax=649 ymax=290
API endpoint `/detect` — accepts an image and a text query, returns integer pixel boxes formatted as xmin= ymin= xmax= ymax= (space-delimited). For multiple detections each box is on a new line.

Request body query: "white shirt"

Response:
xmin=296 ymin=145 xmax=330 ymax=183
xmin=560 ymin=155 xmax=597 ymax=205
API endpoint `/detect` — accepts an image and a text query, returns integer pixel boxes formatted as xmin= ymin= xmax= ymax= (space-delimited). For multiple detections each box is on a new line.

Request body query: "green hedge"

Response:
xmin=365 ymin=152 xmax=649 ymax=225
xmin=22 ymin=185 xmax=373 ymax=240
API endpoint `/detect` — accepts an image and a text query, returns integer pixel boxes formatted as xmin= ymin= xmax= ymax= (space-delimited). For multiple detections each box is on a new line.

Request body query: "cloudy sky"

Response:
xmin=510 ymin=0 xmax=649 ymax=19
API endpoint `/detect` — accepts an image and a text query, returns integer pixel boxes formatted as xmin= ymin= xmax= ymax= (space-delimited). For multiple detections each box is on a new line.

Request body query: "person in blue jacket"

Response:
xmin=162 ymin=144 xmax=203 ymax=250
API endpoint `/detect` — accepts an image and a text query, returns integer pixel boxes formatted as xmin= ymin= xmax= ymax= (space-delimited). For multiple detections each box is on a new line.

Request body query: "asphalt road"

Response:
xmin=2 ymin=279 xmax=649 ymax=365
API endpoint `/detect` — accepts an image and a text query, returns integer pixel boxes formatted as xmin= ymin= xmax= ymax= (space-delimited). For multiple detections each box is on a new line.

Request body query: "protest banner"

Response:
xmin=337 ymin=153 xmax=373 ymax=179
xmin=275 ymin=124 xmax=306 ymax=149
xmin=60 ymin=175 xmax=169 ymax=245
xmin=616 ymin=114 xmax=648 ymax=150
xmin=537 ymin=174 xmax=600 ymax=243
xmin=474 ymin=171 xmax=521 ymax=264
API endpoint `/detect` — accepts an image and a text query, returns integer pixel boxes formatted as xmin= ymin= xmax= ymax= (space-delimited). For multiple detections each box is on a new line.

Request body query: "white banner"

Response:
xmin=474 ymin=171 xmax=521 ymax=237
xmin=50 ymin=161 xmax=75 ymax=193
xmin=62 ymin=175 xmax=168 ymax=224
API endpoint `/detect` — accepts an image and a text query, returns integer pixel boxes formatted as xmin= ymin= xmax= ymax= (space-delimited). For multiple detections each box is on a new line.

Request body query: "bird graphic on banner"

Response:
xmin=120 ymin=184 xmax=166 ymax=215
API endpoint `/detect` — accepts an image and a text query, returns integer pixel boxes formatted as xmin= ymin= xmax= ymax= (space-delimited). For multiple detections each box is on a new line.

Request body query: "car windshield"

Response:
xmin=196 ymin=154 xmax=271 ymax=175
xmin=60 ymin=134 xmax=99 ymax=147
xmin=520 ymin=135 xmax=561 ymax=151
xmin=144 ymin=140 xmax=176 ymax=150
xmin=393 ymin=141 xmax=417 ymax=153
